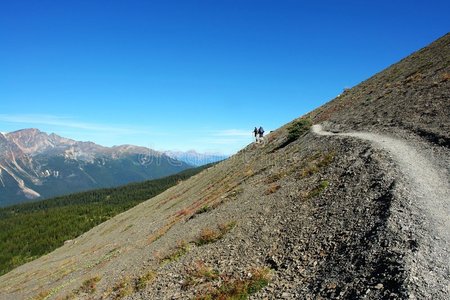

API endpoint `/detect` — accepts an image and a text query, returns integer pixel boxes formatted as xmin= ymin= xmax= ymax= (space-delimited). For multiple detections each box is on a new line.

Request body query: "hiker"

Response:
xmin=258 ymin=126 xmax=265 ymax=143
xmin=253 ymin=127 xmax=259 ymax=142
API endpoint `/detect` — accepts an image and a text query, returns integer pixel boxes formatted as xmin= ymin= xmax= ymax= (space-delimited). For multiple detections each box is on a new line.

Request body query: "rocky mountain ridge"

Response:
xmin=0 ymin=33 xmax=448 ymax=299
xmin=0 ymin=128 xmax=191 ymax=206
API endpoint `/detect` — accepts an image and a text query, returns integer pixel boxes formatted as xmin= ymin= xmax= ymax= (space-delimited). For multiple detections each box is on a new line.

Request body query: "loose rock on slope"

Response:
xmin=312 ymin=124 xmax=450 ymax=299
xmin=0 ymin=33 xmax=449 ymax=300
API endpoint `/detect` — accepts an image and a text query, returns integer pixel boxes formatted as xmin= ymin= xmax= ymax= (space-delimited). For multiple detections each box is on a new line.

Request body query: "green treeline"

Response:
xmin=0 ymin=164 xmax=212 ymax=276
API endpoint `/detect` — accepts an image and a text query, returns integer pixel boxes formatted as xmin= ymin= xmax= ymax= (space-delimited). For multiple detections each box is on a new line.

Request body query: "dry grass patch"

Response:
xmin=175 ymin=208 xmax=191 ymax=217
xmin=161 ymin=240 xmax=189 ymax=264
xmin=266 ymin=172 xmax=282 ymax=184
xmin=55 ymin=293 xmax=76 ymax=300
xmin=300 ymin=152 xmax=335 ymax=178
xmin=86 ymin=247 xmax=121 ymax=269
xmin=104 ymin=271 xmax=156 ymax=298
xmin=220 ymin=187 xmax=244 ymax=203
xmin=33 ymin=290 xmax=51 ymax=300
xmin=196 ymin=205 xmax=212 ymax=215
xmin=112 ymin=276 xmax=133 ymax=299
xmin=218 ymin=221 xmax=236 ymax=234
xmin=265 ymin=183 xmax=281 ymax=195
xmin=301 ymin=164 xmax=319 ymax=177
xmin=190 ymin=204 xmax=215 ymax=220
xmin=194 ymin=267 xmax=272 ymax=300
xmin=147 ymin=217 xmax=180 ymax=244
xmin=182 ymin=261 xmax=219 ymax=289
xmin=195 ymin=221 xmax=236 ymax=246
xmin=244 ymin=168 xmax=254 ymax=177
xmin=307 ymin=180 xmax=329 ymax=199
xmin=136 ymin=271 xmax=156 ymax=291
xmin=196 ymin=228 xmax=221 ymax=245
xmin=78 ymin=276 xmax=101 ymax=294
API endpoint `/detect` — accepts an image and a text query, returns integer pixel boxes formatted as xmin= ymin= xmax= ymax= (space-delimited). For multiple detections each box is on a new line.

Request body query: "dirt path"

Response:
xmin=312 ymin=124 xmax=450 ymax=298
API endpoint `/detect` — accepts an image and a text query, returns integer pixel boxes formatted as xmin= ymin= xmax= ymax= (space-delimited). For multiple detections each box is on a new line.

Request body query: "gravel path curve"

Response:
xmin=312 ymin=124 xmax=450 ymax=298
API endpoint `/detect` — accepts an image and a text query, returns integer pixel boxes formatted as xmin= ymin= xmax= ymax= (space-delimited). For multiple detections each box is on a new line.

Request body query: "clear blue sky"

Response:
xmin=1 ymin=0 xmax=449 ymax=154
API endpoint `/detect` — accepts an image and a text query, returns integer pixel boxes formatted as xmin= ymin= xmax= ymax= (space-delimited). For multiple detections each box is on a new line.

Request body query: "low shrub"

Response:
xmin=195 ymin=228 xmax=221 ymax=246
xmin=161 ymin=240 xmax=189 ymax=264
xmin=112 ymin=276 xmax=133 ymax=299
xmin=195 ymin=267 xmax=272 ymax=299
xmin=274 ymin=118 xmax=312 ymax=150
xmin=287 ymin=118 xmax=312 ymax=143
xmin=182 ymin=261 xmax=219 ymax=289
xmin=33 ymin=290 xmax=50 ymax=300
xmin=135 ymin=271 xmax=156 ymax=291
xmin=196 ymin=205 xmax=212 ymax=215
xmin=195 ymin=221 xmax=236 ymax=246
xmin=79 ymin=276 xmax=101 ymax=294
xmin=307 ymin=180 xmax=329 ymax=199
xmin=265 ymin=183 xmax=281 ymax=195
xmin=300 ymin=152 xmax=335 ymax=178
xmin=218 ymin=221 xmax=236 ymax=234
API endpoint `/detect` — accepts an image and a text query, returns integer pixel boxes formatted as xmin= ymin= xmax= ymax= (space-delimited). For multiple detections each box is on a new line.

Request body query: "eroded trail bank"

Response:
xmin=312 ymin=124 xmax=450 ymax=298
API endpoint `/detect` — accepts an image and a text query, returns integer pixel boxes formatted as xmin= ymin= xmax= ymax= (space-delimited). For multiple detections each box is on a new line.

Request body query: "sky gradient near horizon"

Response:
xmin=1 ymin=0 xmax=449 ymax=154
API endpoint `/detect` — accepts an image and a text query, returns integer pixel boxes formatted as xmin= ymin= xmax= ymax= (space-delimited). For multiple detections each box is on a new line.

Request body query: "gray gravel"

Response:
xmin=313 ymin=124 xmax=450 ymax=299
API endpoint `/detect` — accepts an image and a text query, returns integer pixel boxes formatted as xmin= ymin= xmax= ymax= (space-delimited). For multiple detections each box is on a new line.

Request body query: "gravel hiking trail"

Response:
xmin=312 ymin=124 xmax=450 ymax=298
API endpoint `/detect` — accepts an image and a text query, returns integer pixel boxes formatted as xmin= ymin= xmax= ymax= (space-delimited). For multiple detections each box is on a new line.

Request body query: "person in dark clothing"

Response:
xmin=253 ymin=127 xmax=259 ymax=142
xmin=258 ymin=126 xmax=265 ymax=143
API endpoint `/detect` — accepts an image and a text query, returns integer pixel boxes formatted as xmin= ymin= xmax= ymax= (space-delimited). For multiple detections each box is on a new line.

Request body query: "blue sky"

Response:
xmin=1 ymin=0 xmax=449 ymax=154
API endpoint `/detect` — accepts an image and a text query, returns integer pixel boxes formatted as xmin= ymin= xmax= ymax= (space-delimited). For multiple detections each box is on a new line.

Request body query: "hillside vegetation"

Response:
xmin=0 ymin=165 xmax=210 ymax=276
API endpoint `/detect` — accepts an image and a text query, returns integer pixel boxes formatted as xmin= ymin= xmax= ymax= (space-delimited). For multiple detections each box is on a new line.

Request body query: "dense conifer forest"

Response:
xmin=0 ymin=164 xmax=212 ymax=275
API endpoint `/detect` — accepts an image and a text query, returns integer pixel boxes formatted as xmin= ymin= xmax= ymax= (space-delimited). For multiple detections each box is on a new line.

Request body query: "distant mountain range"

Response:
xmin=164 ymin=150 xmax=228 ymax=166
xmin=0 ymin=128 xmax=198 ymax=207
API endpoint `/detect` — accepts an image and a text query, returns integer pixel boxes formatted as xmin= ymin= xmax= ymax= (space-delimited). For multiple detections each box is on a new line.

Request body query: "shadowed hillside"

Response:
xmin=0 ymin=34 xmax=448 ymax=300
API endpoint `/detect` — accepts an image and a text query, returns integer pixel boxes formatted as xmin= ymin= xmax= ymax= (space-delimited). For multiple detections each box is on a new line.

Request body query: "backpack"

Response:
xmin=258 ymin=127 xmax=264 ymax=134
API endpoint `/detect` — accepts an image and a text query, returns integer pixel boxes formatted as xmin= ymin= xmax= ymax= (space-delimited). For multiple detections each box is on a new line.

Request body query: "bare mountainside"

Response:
xmin=0 ymin=34 xmax=449 ymax=299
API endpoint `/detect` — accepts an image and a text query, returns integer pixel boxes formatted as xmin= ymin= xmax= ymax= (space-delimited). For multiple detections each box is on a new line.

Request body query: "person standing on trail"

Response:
xmin=258 ymin=126 xmax=265 ymax=143
xmin=253 ymin=127 xmax=259 ymax=142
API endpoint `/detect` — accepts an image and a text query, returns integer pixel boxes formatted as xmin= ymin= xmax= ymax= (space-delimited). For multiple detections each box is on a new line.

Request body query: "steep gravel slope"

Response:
xmin=312 ymin=124 xmax=450 ymax=299
xmin=0 ymin=34 xmax=448 ymax=300
xmin=0 ymin=128 xmax=409 ymax=300
xmin=309 ymin=33 xmax=450 ymax=143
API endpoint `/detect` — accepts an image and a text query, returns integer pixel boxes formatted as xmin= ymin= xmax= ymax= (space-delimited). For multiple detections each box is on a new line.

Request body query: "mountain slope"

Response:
xmin=0 ymin=129 xmax=191 ymax=206
xmin=308 ymin=32 xmax=450 ymax=142
xmin=0 ymin=34 xmax=448 ymax=299
xmin=0 ymin=165 xmax=210 ymax=276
